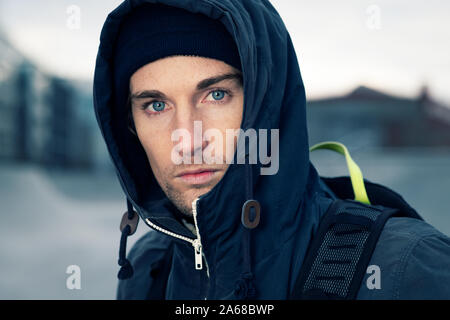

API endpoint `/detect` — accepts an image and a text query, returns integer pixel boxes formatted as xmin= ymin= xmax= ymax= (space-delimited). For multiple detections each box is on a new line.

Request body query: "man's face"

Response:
xmin=130 ymin=56 xmax=244 ymax=217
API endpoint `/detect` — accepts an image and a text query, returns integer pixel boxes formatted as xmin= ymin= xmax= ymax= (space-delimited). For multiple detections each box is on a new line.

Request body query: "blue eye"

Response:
xmin=150 ymin=101 xmax=165 ymax=112
xmin=211 ymin=90 xmax=225 ymax=100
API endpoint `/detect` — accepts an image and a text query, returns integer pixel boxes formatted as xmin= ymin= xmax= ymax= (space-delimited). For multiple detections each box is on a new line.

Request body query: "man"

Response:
xmin=93 ymin=0 xmax=450 ymax=299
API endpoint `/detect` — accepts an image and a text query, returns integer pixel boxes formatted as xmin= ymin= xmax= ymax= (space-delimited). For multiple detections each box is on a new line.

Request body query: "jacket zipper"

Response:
xmin=143 ymin=198 xmax=210 ymax=277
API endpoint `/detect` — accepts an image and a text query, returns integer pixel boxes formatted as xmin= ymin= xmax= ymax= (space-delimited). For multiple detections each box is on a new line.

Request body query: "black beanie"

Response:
xmin=113 ymin=3 xmax=242 ymax=110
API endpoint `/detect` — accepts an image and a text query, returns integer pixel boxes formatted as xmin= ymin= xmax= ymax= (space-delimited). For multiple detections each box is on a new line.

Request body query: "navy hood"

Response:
xmin=94 ymin=0 xmax=332 ymax=299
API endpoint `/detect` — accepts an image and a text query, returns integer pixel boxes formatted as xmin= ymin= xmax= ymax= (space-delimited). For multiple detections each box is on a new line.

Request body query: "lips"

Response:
xmin=176 ymin=168 xmax=219 ymax=185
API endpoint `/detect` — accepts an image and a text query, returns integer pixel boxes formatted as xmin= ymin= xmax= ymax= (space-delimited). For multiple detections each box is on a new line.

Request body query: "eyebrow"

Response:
xmin=130 ymin=72 xmax=243 ymax=101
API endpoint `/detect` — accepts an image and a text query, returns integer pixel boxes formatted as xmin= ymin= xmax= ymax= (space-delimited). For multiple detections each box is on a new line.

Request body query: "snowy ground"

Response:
xmin=1 ymin=149 xmax=449 ymax=299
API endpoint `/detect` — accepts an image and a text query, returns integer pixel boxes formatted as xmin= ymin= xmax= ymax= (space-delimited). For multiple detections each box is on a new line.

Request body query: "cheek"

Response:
xmin=228 ymin=95 xmax=244 ymax=128
xmin=204 ymin=95 xmax=244 ymax=127
xmin=205 ymin=99 xmax=244 ymax=159
xmin=135 ymin=124 xmax=173 ymax=178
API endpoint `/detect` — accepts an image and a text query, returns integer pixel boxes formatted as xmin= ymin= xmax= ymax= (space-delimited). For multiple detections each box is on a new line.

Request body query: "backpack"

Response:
xmin=288 ymin=141 xmax=423 ymax=299
xmin=131 ymin=141 xmax=423 ymax=299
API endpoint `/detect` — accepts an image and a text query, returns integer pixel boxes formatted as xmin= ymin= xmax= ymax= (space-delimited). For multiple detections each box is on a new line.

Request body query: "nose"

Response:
xmin=173 ymin=105 xmax=208 ymax=163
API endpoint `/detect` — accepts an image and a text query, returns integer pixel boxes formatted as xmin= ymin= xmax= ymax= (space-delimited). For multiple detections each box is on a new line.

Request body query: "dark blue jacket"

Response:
xmin=93 ymin=0 xmax=450 ymax=299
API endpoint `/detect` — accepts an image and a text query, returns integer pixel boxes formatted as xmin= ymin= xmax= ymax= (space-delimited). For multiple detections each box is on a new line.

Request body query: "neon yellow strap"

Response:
xmin=310 ymin=141 xmax=371 ymax=205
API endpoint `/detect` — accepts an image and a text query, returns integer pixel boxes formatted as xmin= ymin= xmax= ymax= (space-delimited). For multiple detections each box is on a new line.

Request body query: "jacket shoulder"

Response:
xmin=116 ymin=230 xmax=174 ymax=300
xmin=357 ymin=216 xmax=450 ymax=299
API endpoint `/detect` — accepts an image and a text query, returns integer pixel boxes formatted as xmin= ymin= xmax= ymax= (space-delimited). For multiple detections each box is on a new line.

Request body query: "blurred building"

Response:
xmin=0 ymin=32 xmax=99 ymax=169
xmin=307 ymin=86 xmax=450 ymax=150
xmin=0 ymin=31 xmax=23 ymax=160
xmin=3 ymin=27 xmax=450 ymax=170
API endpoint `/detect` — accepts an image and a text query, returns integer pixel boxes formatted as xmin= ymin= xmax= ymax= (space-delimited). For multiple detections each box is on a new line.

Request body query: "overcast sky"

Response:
xmin=1 ymin=0 xmax=449 ymax=106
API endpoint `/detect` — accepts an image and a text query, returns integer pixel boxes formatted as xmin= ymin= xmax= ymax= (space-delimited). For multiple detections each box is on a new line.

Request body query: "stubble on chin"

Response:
xmin=162 ymin=180 xmax=193 ymax=218
xmin=160 ymin=180 xmax=209 ymax=218
xmin=161 ymin=175 xmax=222 ymax=219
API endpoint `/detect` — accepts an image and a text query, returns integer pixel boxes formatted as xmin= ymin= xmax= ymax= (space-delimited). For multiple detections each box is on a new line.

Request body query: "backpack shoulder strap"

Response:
xmin=289 ymin=198 xmax=417 ymax=300
xmin=289 ymin=141 xmax=423 ymax=299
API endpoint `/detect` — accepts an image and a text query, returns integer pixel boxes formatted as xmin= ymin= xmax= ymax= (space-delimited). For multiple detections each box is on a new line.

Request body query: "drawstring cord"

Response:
xmin=118 ymin=198 xmax=138 ymax=280
xmin=234 ymin=160 xmax=258 ymax=299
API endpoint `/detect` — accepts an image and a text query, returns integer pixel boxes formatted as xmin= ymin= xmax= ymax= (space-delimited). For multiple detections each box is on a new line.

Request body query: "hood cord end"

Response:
xmin=117 ymin=198 xmax=139 ymax=280
xmin=118 ymin=224 xmax=134 ymax=280
xmin=234 ymin=270 xmax=257 ymax=300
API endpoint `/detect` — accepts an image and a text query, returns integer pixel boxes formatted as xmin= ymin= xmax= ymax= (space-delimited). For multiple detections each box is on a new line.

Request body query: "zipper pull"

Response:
xmin=192 ymin=238 xmax=203 ymax=270
xmin=191 ymin=197 xmax=204 ymax=271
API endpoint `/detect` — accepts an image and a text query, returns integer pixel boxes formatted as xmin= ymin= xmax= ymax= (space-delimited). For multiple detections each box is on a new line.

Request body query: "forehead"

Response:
xmin=129 ymin=55 xmax=240 ymax=91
